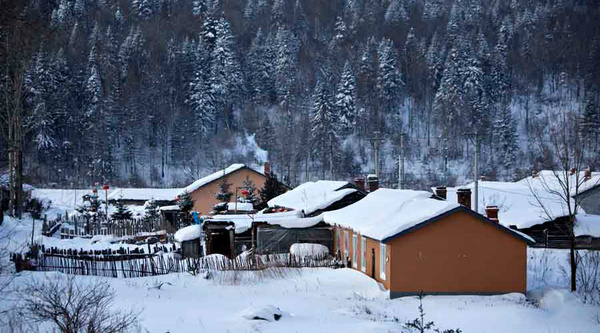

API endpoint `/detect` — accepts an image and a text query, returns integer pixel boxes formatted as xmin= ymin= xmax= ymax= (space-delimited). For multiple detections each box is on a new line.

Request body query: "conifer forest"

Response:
xmin=2 ymin=0 xmax=600 ymax=189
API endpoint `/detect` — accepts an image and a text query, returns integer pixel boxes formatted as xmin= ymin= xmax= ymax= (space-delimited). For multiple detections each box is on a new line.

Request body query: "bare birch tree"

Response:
xmin=527 ymin=111 xmax=600 ymax=292
xmin=19 ymin=276 xmax=141 ymax=333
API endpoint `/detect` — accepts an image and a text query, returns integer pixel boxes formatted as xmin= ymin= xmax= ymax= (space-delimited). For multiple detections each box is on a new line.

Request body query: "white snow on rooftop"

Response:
xmin=178 ymin=164 xmax=248 ymax=196
xmin=443 ymin=171 xmax=600 ymax=234
xmin=174 ymin=224 xmax=202 ymax=242
xmin=323 ymin=189 xmax=460 ymax=241
xmin=206 ymin=210 xmax=322 ymax=234
xmin=267 ymin=180 xmax=356 ymax=215
xmin=107 ymin=188 xmax=182 ymax=201
xmin=226 ymin=202 xmax=254 ymax=212
xmin=517 ymin=170 xmax=600 ymax=196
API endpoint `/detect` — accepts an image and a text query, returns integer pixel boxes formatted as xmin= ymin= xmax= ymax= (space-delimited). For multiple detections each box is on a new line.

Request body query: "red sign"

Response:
xmin=102 ymin=184 xmax=110 ymax=191
xmin=241 ymin=190 xmax=249 ymax=196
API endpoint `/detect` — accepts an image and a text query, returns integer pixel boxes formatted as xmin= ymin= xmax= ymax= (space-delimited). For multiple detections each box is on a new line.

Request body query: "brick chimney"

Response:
xmin=570 ymin=168 xmax=577 ymax=176
xmin=366 ymin=174 xmax=379 ymax=192
xmin=584 ymin=168 xmax=592 ymax=181
xmin=354 ymin=177 xmax=365 ymax=191
xmin=457 ymin=188 xmax=472 ymax=209
xmin=434 ymin=186 xmax=447 ymax=200
xmin=485 ymin=205 xmax=499 ymax=222
xmin=263 ymin=162 xmax=271 ymax=175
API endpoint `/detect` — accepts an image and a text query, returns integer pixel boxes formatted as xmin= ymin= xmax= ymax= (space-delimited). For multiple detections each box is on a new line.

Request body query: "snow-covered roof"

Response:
xmin=179 ymin=164 xmax=255 ymax=196
xmin=323 ymin=189 xmax=460 ymax=241
xmin=107 ymin=188 xmax=182 ymax=202
xmin=443 ymin=174 xmax=600 ymax=232
xmin=575 ymin=214 xmax=600 ymax=237
xmin=174 ymin=224 xmax=202 ymax=242
xmin=267 ymin=180 xmax=357 ymax=215
xmin=517 ymin=170 xmax=600 ymax=197
xmin=159 ymin=205 xmax=180 ymax=211
xmin=206 ymin=210 xmax=323 ymax=234
xmin=226 ymin=202 xmax=254 ymax=212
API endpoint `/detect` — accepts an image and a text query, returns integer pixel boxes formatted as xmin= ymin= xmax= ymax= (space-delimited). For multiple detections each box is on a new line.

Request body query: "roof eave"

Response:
xmin=381 ymin=206 xmax=535 ymax=245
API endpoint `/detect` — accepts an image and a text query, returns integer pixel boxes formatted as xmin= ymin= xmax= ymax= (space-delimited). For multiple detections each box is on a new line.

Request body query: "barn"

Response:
xmin=324 ymin=189 xmax=534 ymax=298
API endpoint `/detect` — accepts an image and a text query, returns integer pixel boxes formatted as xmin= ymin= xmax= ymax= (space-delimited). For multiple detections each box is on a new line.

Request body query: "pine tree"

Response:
xmin=274 ymin=28 xmax=300 ymax=110
xmin=494 ymin=106 xmax=519 ymax=173
xmin=111 ymin=197 xmax=133 ymax=221
xmin=335 ymin=61 xmax=356 ymax=133
xmin=210 ymin=18 xmax=243 ymax=131
xmin=177 ymin=191 xmax=194 ymax=213
xmin=143 ymin=198 xmax=160 ymax=230
xmin=214 ymin=176 xmax=233 ymax=202
xmin=385 ymin=0 xmax=408 ymax=27
xmin=259 ymin=172 xmax=287 ymax=207
xmin=256 ymin=116 xmax=276 ymax=154
xmin=377 ymin=39 xmax=403 ymax=115
xmin=580 ymin=97 xmax=600 ymax=139
xmin=311 ymin=80 xmax=339 ymax=177
xmin=240 ymin=176 xmax=259 ymax=206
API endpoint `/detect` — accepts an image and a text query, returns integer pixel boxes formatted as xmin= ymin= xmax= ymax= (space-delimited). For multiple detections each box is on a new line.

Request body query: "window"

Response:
xmin=361 ymin=237 xmax=366 ymax=272
xmin=380 ymin=244 xmax=387 ymax=280
xmin=352 ymin=234 xmax=358 ymax=269
xmin=344 ymin=231 xmax=349 ymax=261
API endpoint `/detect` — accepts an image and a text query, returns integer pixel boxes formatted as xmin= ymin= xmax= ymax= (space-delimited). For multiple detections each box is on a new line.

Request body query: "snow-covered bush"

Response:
xmin=18 ymin=275 xmax=141 ymax=333
xmin=575 ymin=250 xmax=600 ymax=305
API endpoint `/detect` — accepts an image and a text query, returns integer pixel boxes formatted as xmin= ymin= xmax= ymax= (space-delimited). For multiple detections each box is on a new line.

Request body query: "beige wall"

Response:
xmin=388 ymin=211 xmax=527 ymax=295
xmin=190 ymin=168 xmax=267 ymax=215
xmin=336 ymin=210 xmax=527 ymax=295
xmin=336 ymin=227 xmax=390 ymax=290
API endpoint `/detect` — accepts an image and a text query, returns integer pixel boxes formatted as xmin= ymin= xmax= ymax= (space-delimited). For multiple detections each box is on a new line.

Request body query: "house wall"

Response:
xmin=335 ymin=227 xmax=391 ymax=290
xmin=579 ymin=186 xmax=600 ymax=215
xmin=189 ymin=168 xmax=267 ymax=214
xmin=388 ymin=211 xmax=527 ymax=296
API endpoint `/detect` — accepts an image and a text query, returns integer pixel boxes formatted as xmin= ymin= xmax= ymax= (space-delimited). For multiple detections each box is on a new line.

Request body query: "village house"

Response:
xmin=438 ymin=169 xmax=600 ymax=249
xmin=199 ymin=180 xmax=367 ymax=258
xmin=323 ymin=189 xmax=533 ymax=298
xmin=178 ymin=163 xmax=269 ymax=215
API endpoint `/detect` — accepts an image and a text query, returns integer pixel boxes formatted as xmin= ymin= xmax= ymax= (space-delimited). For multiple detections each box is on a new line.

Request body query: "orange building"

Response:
xmin=324 ymin=189 xmax=533 ymax=298
xmin=178 ymin=164 xmax=269 ymax=215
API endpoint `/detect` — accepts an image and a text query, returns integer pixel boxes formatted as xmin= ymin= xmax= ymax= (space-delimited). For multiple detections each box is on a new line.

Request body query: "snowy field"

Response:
xmin=1 ymin=217 xmax=600 ymax=332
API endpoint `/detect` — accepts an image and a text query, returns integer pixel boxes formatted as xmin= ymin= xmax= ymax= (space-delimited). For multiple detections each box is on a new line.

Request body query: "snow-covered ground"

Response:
xmin=1 ymin=216 xmax=599 ymax=332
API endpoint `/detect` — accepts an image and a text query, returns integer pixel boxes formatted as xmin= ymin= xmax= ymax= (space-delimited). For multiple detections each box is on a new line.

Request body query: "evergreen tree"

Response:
xmin=335 ymin=61 xmax=357 ymax=132
xmin=385 ymin=0 xmax=408 ymax=27
xmin=580 ymin=97 xmax=600 ymax=140
xmin=214 ymin=176 xmax=233 ymax=202
xmin=377 ymin=39 xmax=403 ymax=115
xmin=311 ymin=80 xmax=339 ymax=177
xmin=240 ymin=176 xmax=259 ymax=206
xmin=259 ymin=172 xmax=287 ymax=207
xmin=494 ymin=106 xmax=519 ymax=173
xmin=111 ymin=197 xmax=133 ymax=221
xmin=143 ymin=198 xmax=160 ymax=230
xmin=177 ymin=191 xmax=194 ymax=213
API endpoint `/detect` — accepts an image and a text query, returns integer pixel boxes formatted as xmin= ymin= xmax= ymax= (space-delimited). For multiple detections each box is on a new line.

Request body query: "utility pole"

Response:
xmin=399 ymin=133 xmax=406 ymax=189
xmin=367 ymin=131 xmax=384 ymax=177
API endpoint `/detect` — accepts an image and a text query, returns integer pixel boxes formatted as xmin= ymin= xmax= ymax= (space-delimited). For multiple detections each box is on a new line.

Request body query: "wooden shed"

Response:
xmin=324 ymin=189 xmax=533 ymax=298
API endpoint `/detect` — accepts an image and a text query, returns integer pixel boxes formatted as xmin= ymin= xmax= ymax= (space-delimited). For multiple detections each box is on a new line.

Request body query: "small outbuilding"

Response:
xmin=324 ymin=189 xmax=534 ymax=298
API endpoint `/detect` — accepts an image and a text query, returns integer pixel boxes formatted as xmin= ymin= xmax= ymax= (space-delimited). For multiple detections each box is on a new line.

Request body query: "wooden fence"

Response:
xmin=23 ymin=252 xmax=339 ymax=278
xmin=44 ymin=214 xmax=160 ymax=239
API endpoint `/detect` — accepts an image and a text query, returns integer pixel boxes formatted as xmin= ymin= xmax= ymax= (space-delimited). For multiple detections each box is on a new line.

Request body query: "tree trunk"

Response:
xmin=570 ymin=215 xmax=577 ymax=292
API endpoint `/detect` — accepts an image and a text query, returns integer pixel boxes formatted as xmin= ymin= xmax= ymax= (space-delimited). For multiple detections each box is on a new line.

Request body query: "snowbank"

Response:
xmin=240 ymin=305 xmax=285 ymax=321
xmin=268 ymin=180 xmax=357 ymax=215
xmin=174 ymin=225 xmax=202 ymax=242
xmin=290 ymin=243 xmax=329 ymax=258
